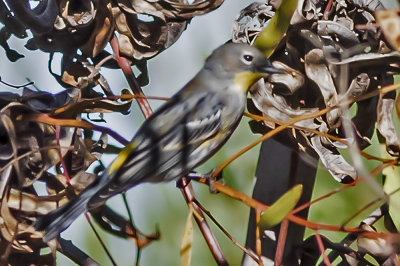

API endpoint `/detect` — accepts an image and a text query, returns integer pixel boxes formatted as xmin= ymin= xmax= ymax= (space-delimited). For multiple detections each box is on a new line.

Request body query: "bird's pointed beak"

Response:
xmin=255 ymin=58 xmax=285 ymax=74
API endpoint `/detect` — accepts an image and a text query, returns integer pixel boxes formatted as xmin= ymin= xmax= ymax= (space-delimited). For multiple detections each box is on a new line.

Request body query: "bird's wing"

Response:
xmin=94 ymin=90 xmax=225 ymax=199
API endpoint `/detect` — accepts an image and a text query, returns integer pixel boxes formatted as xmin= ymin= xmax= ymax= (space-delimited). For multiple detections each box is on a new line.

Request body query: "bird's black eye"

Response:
xmin=243 ymin=54 xmax=253 ymax=62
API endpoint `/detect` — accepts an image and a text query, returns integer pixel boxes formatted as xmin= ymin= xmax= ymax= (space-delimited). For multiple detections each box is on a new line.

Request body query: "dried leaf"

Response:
xmin=327 ymin=51 xmax=400 ymax=66
xmin=0 ymin=1 xmax=26 ymax=38
xmin=343 ymin=253 xmax=359 ymax=266
xmin=61 ymin=60 xmax=92 ymax=88
xmin=79 ymin=2 xmax=114 ymax=57
xmin=269 ymin=61 xmax=305 ymax=95
xmin=232 ymin=3 xmax=274 ymax=45
xmin=0 ymin=190 xmax=41 ymax=253
xmin=180 ymin=205 xmax=194 ymax=266
xmin=5 ymin=0 xmax=58 ymax=34
xmin=52 ymin=89 xmax=134 ymax=117
xmin=304 ymin=48 xmax=340 ymax=128
xmin=0 ymin=102 xmax=75 ymax=187
xmin=342 ymin=73 xmax=370 ymax=100
xmin=352 ymin=0 xmax=385 ymax=12
xmin=376 ymin=9 xmax=400 ymax=51
xmin=250 ymin=79 xmax=319 ymax=130
xmin=310 ymin=135 xmax=357 ymax=183
xmin=70 ymin=171 xmax=96 ymax=193
xmin=7 ymin=189 xmax=60 ymax=215
xmin=317 ymin=20 xmax=359 ymax=47
xmin=377 ymin=96 xmax=400 ymax=156
xmin=20 ymin=88 xmax=71 ymax=112
xmin=357 ymin=224 xmax=393 ymax=257
xmin=0 ymin=165 xmax=12 ymax=199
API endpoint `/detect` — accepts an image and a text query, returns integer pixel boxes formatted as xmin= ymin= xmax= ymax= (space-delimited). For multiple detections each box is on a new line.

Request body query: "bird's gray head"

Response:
xmin=204 ymin=43 xmax=280 ymax=92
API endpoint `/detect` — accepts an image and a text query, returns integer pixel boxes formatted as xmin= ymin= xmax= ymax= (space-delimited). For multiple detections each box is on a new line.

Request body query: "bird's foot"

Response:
xmin=186 ymin=170 xmax=223 ymax=194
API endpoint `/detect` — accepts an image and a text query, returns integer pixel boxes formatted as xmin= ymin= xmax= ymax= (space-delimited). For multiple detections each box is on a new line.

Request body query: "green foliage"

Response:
xmin=259 ymin=184 xmax=303 ymax=230
xmin=254 ymin=0 xmax=298 ymax=57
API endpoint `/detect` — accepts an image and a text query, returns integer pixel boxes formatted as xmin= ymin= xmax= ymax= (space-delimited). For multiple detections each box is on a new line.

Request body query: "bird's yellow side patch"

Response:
xmin=234 ymin=72 xmax=267 ymax=92
xmin=107 ymin=141 xmax=137 ymax=175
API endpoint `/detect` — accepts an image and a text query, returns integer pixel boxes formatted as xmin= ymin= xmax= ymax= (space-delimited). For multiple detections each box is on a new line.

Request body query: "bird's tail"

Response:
xmin=34 ymin=191 xmax=91 ymax=242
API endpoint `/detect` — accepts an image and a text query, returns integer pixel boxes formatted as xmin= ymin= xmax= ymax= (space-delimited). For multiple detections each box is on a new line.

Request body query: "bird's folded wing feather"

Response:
xmin=99 ymin=91 xmax=224 ymax=192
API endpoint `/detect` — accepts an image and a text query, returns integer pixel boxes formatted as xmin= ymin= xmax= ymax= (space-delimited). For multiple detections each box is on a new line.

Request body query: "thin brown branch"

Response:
xmin=194 ymin=180 xmax=387 ymax=237
xmin=26 ymin=113 xmax=129 ymax=145
xmin=178 ymin=178 xmax=228 ymax=265
xmin=244 ymin=112 xmax=397 ymax=164
xmin=121 ymin=193 xmax=142 ymax=266
xmin=85 ymin=213 xmax=117 ymax=266
xmin=341 ymin=187 xmax=400 ymax=227
xmin=214 ymin=82 xmax=400 ymax=178
xmin=212 ymin=106 xmax=332 ymax=178
xmin=314 ymin=231 xmax=331 ymax=266
xmin=274 ymin=218 xmax=289 ymax=266
xmin=194 ymin=199 xmax=259 ymax=263
xmin=292 ymin=160 xmax=398 ymax=214
xmin=0 ymin=144 xmax=72 ymax=174
xmin=110 ymin=35 xmax=153 ymax=118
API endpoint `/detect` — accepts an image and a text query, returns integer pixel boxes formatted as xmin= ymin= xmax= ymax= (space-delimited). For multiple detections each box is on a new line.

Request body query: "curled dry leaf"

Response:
xmin=232 ymin=3 xmax=275 ymax=45
xmin=52 ymin=88 xmax=134 ymax=117
xmin=377 ymin=96 xmax=400 ymax=156
xmin=7 ymin=188 xmax=61 ymax=215
xmin=0 ymin=88 xmax=115 ymax=259
xmin=342 ymin=73 xmax=370 ymax=100
xmin=69 ymin=171 xmax=96 ymax=193
xmin=4 ymin=0 xmax=58 ymax=34
xmin=236 ymin=0 xmax=400 ymax=183
xmin=0 ymin=102 xmax=73 ymax=187
xmin=2 ymin=0 xmax=226 ymax=94
xmin=317 ymin=20 xmax=360 ymax=47
xmin=250 ymin=79 xmax=319 ymax=130
xmin=269 ymin=61 xmax=305 ymax=95
xmin=310 ymin=135 xmax=357 ymax=183
xmin=376 ymin=9 xmax=400 ymax=51
xmin=27 ymin=0 xmax=114 ymax=57
xmin=357 ymin=224 xmax=393 ymax=258
xmin=0 ymin=189 xmax=43 ymax=253
xmin=304 ymin=48 xmax=340 ymax=128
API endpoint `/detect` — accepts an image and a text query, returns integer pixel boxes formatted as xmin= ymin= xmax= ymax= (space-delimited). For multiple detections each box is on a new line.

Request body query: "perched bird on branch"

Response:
xmin=34 ymin=43 xmax=281 ymax=242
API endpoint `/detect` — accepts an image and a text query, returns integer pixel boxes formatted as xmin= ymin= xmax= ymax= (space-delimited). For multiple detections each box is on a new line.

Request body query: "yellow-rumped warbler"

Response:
xmin=34 ymin=43 xmax=281 ymax=242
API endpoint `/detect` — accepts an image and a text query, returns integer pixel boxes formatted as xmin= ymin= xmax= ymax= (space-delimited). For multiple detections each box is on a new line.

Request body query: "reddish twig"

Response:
xmin=323 ymin=0 xmax=334 ymax=19
xmin=212 ymin=82 xmax=400 ymax=179
xmin=314 ymin=231 xmax=331 ymax=266
xmin=26 ymin=113 xmax=129 ymax=145
xmin=178 ymin=178 xmax=228 ymax=265
xmin=274 ymin=218 xmax=289 ymax=266
xmin=110 ymin=35 xmax=152 ymax=118
xmin=292 ymin=160 xmax=398 ymax=214
xmin=194 ymin=199 xmax=259 ymax=263
xmin=85 ymin=213 xmax=117 ymax=266
xmin=193 ymin=180 xmax=387 ymax=238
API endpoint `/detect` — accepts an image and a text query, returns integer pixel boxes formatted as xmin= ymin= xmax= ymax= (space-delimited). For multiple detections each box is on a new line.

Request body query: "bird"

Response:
xmin=34 ymin=43 xmax=281 ymax=242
